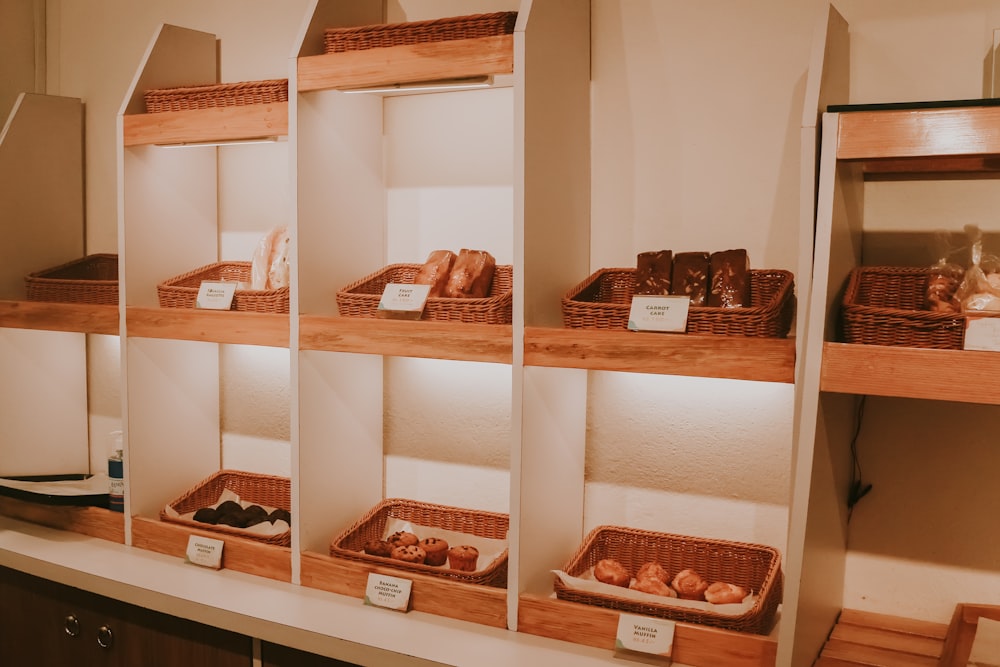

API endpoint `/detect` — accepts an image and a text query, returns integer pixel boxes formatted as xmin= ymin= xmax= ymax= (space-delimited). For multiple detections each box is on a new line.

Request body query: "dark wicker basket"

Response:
xmin=25 ymin=254 xmax=119 ymax=305
xmin=336 ymin=263 xmax=512 ymax=324
xmin=157 ymin=261 xmax=289 ymax=314
xmin=329 ymin=498 xmax=509 ymax=587
xmin=562 ymin=268 xmax=795 ymax=337
xmin=324 ymin=12 xmax=518 ymax=53
xmin=554 ymin=525 xmax=783 ymax=635
xmin=159 ymin=470 xmax=291 ymax=546
xmin=144 ymin=79 xmax=289 ymax=113
xmin=841 ymin=266 xmax=965 ymax=349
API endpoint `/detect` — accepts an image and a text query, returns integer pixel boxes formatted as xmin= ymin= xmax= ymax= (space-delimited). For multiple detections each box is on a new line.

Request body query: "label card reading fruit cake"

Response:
xmin=185 ymin=534 xmax=224 ymax=569
xmin=364 ymin=573 xmax=412 ymax=611
xmin=615 ymin=614 xmax=675 ymax=659
xmin=376 ymin=283 xmax=431 ymax=320
xmin=195 ymin=281 xmax=237 ymax=310
xmin=627 ymin=296 xmax=690 ymax=333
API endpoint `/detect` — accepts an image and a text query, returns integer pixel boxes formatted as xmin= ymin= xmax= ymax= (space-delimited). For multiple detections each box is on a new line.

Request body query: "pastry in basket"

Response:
xmin=704 ymin=581 xmax=748 ymax=604
xmin=392 ymin=544 xmax=427 ymax=564
xmin=630 ymin=576 xmax=677 ymax=598
xmin=413 ymin=250 xmax=457 ymax=298
xmin=925 ymin=266 xmax=962 ymax=313
xmin=447 ymin=545 xmax=480 ymax=572
xmin=593 ymin=558 xmax=630 ymax=587
xmin=670 ymin=251 xmax=710 ymax=305
xmin=443 ymin=249 xmax=496 ymax=299
xmin=634 ymin=561 xmax=670 ymax=584
xmin=363 ymin=539 xmax=394 ymax=558
xmin=268 ymin=508 xmax=291 ymax=524
xmin=193 ymin=507 xmax=219 ymax=524
xmin=635 ymin=250 xmax=673 ymax=296
xmin=708 ymin=249 xmax=750 ymax=308
xmin=419 ymin=536 xmax=450 ymax=566
xmin=387 ymin=530 xmax=419 ymax=548
xmin=671 ymin=568 xmax=709 ymax=600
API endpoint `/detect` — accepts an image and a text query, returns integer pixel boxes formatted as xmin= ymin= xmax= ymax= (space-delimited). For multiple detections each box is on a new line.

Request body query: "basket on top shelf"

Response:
xmin=157 ymin=261 xmax=289 ymax=314
xmin=323 ymin=11 xmax=518 ymax=54
xmin=143 ymin=78 xmax=289 ymax=113
xmin=159 ymin=470 xmax=291 ymax=547
xmin=25 ymin=254 xmax=119 ymax=305
xmin=554 ymin=525 xmax=783 ymax=635
xmin=336 ymin=263 xmax=513 ymax=324
xmin=562 ymin=268 xmax=795 ymax=337
xmin=329 ymin=498 xmax=509 ymax=587
xmin=841 ymin=266 xmax=966 ymax=350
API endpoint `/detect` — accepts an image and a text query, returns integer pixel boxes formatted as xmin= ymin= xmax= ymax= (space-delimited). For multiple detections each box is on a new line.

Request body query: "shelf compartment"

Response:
xmin=0 ymin=496 xmax=125 ymax=543
xmin=122 ymin=102 xmax=289 ymax=147
xmin=820 ymin=342 xmax=1000 ymax=404
xmin=0 ymin=300 xmax=118 ymax=335
xmin=524 ymin=326 xmax=795 ymax=383
xmin=300 ymin=550 xmax=507 ymax=629
xmin=814 ymin=608 xmax=947 ymax=666
xmin=130 ymin=515 xmax=292 ymax=582
xmin=300 ymin=315 xmax=511 ymax=363
xmin=126 ymin=306 xmax=289 ymax=347
xmin=517 ymin=594 xmax=777 ymax=667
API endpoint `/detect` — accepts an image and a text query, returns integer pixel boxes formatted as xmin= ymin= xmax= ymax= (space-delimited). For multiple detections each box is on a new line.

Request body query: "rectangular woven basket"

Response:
xmin=159 ymin=470 xmax=291 ymax=547
xmin=157 ymin=261 xmax=289 ymax=314
xmin=841 ymin=266 xmax=966 ymax=349
xmin=144 ymin=78 xmax=289 ymax=113
xmin=554 ymin=525 xmax=783 ymax=635
xmin=25 ymin=254 xmax=119 ymax=305
xmin=329 ymin=498 xmax=509 ymax=587
xmin=336 ymin=263 xmax=512 ymax=324
xmin=323 ymin=11 xmax=518 ymax=53
xmin=562 ymin=268 xmax=795 ymax=337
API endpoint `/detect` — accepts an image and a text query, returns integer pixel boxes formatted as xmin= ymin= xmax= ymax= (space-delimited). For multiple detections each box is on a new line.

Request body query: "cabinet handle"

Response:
xmin=97 ymin=624 xmax=113 ymax=649
xmin=63 ymin=614 xmax=80 ymax=637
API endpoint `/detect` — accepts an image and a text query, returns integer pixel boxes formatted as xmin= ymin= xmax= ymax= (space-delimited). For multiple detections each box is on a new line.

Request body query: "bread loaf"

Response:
xmin=708 ymin=249 xmax=750 ymax=308
xmin=634 ymin=250 xmax=673 ymax=295
xmin=413 ymin=250 xmax=456 ymax=297
xmin=444 ymin=249 xmax=496 ymax=299
xmin=670 ymin=251 xmax=710 ymax=305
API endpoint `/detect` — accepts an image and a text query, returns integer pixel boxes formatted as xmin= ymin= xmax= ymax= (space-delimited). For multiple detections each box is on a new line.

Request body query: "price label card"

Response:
xmin=376 ymin=283 xmax=431 ymax=320
xmin=364 ymin=572 xmax=413 ymax=612
xmin=185 ymin=534 xmax=224 ymax=569
xmin=627 ymin=295 xmax=690 ymax=333
xmin=615 ymin=614 xmax=675 ymax=659
xmin=964 ymin=316 xmax=1000 ymax=351
xmin=195 ymin=281 xmax=237 ymax=310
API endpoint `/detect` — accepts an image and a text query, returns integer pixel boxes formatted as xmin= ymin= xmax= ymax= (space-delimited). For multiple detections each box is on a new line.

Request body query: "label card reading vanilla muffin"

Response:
xmin=627 ymin=295 xmax=690 ymax=333
xmin=615 ymin=613 xmax=675 ymax=658
xmin=364 ymin=573 xmax=412 ymax=612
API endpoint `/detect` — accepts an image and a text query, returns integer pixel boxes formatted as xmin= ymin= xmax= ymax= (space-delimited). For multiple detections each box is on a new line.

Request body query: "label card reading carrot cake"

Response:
xmin=364 ymin=573 xmax=412 ymax=612
xmin=615 ymin=613 xmax=675 ymax=659
xmin=376 ymin=283 xmax=430 ymax=320
xmin=185 ymin=534 xmax=224 ymax=569
xmin=627 ymin=295 xmax=690 ymax=333
xmin=195 ymin=281 xmax=237 ymax=310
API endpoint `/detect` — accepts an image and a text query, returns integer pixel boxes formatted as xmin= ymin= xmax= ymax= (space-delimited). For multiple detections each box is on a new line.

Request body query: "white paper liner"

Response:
xmin=970 ymin=616 xmax=1000 ymax=666
xmin=553 ymin=568 xmax=756 ymax=616
xmin=163 ymin=488 xmax=289 ymax=537
xmin=372 ymin=516 xmax=508 ymax=574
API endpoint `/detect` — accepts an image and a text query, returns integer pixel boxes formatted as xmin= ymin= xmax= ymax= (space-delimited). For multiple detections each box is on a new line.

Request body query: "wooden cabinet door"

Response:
xmin=261 ymin=641 xmax=359 ymax=667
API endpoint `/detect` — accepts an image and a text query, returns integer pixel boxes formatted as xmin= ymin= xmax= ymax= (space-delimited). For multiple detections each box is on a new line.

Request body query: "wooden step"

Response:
xmin=816 ymin=609 xmax=948 ymax=667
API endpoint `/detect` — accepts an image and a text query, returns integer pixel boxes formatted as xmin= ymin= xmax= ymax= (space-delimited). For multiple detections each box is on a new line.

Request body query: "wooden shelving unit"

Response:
xmin=122 ymin=103 xmax=288 ymax=147
xmin=813 ymin=609 xmax=947 ymax=667
xmin=0 ymin=300 xmax=118 ymax=335
xmin=126 ymin=307 xmax=289 ymax=348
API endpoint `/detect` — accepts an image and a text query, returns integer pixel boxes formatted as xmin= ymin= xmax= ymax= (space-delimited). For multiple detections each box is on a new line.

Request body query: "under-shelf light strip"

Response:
xmin=156 ymin=136 xmax=285 ymax=148
xmin=339 ymin=76 xmax=493 ymax=95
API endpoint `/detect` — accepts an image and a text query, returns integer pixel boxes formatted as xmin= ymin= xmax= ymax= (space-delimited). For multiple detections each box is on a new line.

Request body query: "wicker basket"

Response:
xmin=562 ymin=268 xmax=795 ymax=337
xmin=336 ymin=263 xmax=512 ymax=324
xmin=329 ymin=498 xmax=509 ymax=587
xmin=25 ymin=254 xmax=119 ymax=305
xmin=159 ymin=470 xmax=291 ymax=547
xmin=554 ymin=525 xmax=783 ymax=634
xmin=144 ymin=79 xmax=289 ymax=114
xmin=841 ymin=266 xmax=965 ymax=349
xmin=324 ymin=11 xmax=518 ymax=53
xmin=157 ymin=261 xmax=289 ymax=314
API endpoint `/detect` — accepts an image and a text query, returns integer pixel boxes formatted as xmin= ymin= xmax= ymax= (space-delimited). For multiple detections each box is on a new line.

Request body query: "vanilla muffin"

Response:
xmin=447 ymin=545 xmax=479 ymax=572
xmin=419 ymin=536 xmax=450 ymax=566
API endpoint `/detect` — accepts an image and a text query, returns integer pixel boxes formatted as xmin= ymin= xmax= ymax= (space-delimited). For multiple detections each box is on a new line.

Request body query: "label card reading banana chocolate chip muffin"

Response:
xmin=627 ymin=295 xmax=690 ymax=333
xmin=376 ymin=283 xmax=431 ymax=320
xmin=364 ymin=573 xmax=412 ymax=612
xmin=615 ymin=613 xmax=675 ymax=659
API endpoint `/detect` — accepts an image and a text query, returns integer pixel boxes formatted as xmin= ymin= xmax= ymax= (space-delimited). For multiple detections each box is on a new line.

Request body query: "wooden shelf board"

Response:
xmin=131 ymin=516 xmax=291 ymax=582
xmin=524 ymin=326 xmax=795 ymax=383
xmin=126 ymin=306 xmax=289 ymax=347
xmin=815 ymin=609 xmax=948 ymax=667
xmin=0 ymin=496 xmax=125 ymax=543
xmin=299 ymin=314 xmax=512 ymax=363
xmin=516 ymin=594 xmax=777 ymax=667
xmin=122 ymin=102 xmax=288 ymax=147
xmin=0 ymin=300 xmax=118 ymax=335
xmin=297 ymin=35 xmax=514 ymax=92
xmin=821 ymin=342 xmax=1000 ymax=403
xmin=300 ymin=550 xmax=508 ymax=629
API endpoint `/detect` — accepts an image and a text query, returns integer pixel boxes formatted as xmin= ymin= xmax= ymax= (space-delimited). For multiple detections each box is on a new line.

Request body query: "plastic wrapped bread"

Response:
xmin=413 ymin=250 xmax=457 ymax=297
xmin=443 ymin=249 xmax=496 ymax=299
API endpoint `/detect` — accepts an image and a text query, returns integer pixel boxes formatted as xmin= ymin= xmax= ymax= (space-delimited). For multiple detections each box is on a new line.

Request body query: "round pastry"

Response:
xmin=704 ymin=582 xmax=748 ymax=604
xmin=635 ymin=562 xmax=670 ymax=584
xmin=671 ymin=568 xmax=709 ymax=600
xmin=387 ymin=531 xmax=419 ymax=548
xmin=363 ymin=539 xmax=393 ymax=558
xmin=419 ymin=536 xmax=450 ymax=566
xmin=593 ymin=558 xmax=630 ymax=587
xmin=447 ymin=545 xmax=480 ymax=572
xmin=192 ymin=507 xmax=219 ymax=524
xmin=267 ymin=508 xmax=291 ymax=525
xmin=630 ymin=577 xmax=677 ymax=598
xmin=215 ymin=500 xmax=243 ymax=516
xmin=391 ymin=545 xmax=427 ymax=564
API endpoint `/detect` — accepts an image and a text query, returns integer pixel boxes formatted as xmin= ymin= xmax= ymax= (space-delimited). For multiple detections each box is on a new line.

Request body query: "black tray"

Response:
xmin=0 ymin=474 xmax=110 ymax=508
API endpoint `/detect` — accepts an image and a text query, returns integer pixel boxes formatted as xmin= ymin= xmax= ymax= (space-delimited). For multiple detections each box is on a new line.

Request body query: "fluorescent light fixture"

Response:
xmin=156 ymin=136 xmax=285 ymax=148
xmin=340 ymin=76 xmax=494 ymax=95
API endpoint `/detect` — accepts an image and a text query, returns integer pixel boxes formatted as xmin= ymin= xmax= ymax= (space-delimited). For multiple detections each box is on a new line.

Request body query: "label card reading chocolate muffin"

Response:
xmin=377 ymin=283 xmax=431 ymax=320
xmin=627 ymin=295 xmax=690 ymax=333
xmin=185 ymin=534 xmax=224 ymax=569
xmin=615 ymin=613 xmax=675 ymax=658
xmin=364 ymin=573 xmax=412 ymax=612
